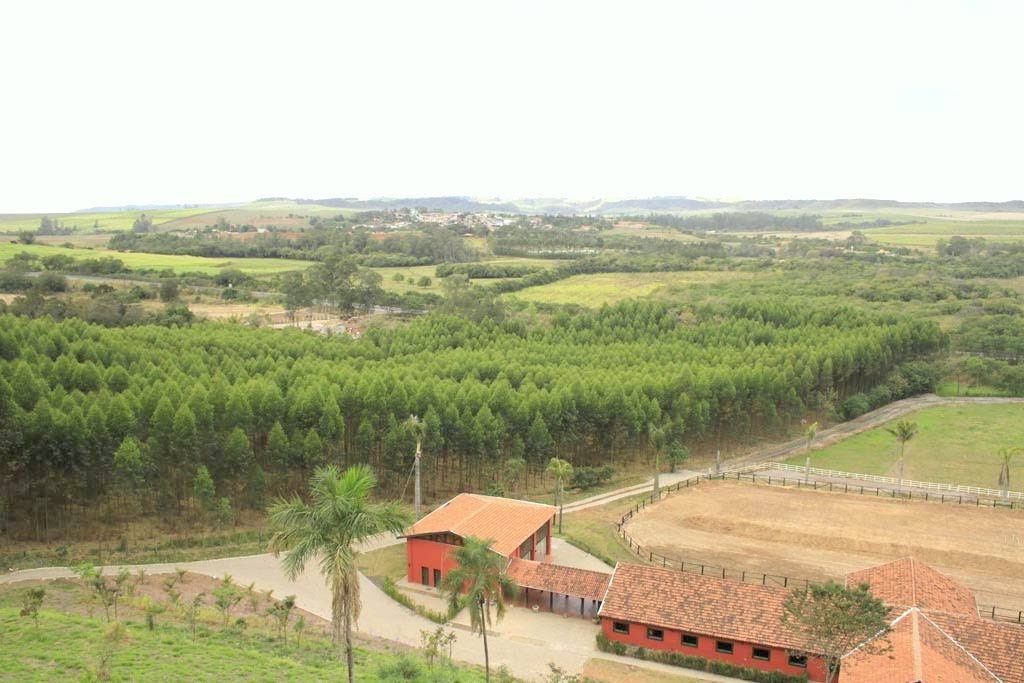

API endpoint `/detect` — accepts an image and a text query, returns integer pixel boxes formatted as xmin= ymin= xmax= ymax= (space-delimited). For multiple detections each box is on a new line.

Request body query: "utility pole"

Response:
xmin=414 ymin=436 xmax=422 ymax=519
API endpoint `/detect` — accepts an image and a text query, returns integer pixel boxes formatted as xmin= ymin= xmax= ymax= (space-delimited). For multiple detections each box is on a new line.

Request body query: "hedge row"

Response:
xmin=596 ymin=632 xmax=809 ymax=683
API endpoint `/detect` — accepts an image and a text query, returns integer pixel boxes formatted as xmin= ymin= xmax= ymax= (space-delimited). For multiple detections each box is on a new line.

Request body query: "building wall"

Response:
xmin=601 ymin=618 xmax=827 ymax=682
xmin=406 ymin=517 xmax=554 ymax=585
xmin=405 ymin=538 xmax=460 ymax=586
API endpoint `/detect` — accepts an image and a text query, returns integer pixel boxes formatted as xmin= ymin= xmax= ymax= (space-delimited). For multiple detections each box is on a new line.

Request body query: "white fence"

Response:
xmin=748 ymin=462 xmax=1024 ymax=501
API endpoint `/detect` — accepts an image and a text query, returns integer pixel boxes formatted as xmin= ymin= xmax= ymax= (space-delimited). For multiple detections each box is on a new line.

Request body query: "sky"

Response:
xmin=1 ymin=1 xmax=1022 ymax=212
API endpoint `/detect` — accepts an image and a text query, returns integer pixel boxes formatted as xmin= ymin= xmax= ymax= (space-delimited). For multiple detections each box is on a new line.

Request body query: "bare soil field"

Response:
xmin=622 ymin=480 xmax=1024 ymax=608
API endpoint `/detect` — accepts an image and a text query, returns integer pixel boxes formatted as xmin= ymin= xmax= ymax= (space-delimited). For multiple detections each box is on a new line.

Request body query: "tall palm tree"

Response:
xmin=885 ymin=420 xmax=918 ymax=492
xmin=545 ymin=457 xmax=573 ymax=533
xmin=997 ymin=447 xmax=1019 ymax=498
xmin=441 ymin=537 xmax=518 ymax=682
xmin=804 ymin=421 xmax=819 ymax=484
xmin=267 ymin=465 xmax=411 ymax=683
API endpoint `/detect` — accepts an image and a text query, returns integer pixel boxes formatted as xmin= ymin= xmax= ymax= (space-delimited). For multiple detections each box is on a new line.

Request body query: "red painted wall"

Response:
xmin=601 ymin=618 xmax=827 ymax=682
xmin=405 ymin=538 xmax=460 ymax=586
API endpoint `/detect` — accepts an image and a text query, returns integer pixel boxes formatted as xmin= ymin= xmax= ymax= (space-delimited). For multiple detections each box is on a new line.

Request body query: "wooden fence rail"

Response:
xmin=754 ymin=462 xmax=1024 ymax=501
xmin=613 ymin=472 xmax=1023 ymax=625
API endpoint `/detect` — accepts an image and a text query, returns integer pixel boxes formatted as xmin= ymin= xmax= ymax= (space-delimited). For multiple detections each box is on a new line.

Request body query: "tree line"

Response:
xmin=0 ymin=298 xmax=945 ymax=540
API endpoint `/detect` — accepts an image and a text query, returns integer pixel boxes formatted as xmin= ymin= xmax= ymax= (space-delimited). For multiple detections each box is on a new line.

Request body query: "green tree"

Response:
xmin=545 ymin=457 xmax=573 ymax=533
xmin=804 ymin=421 xmax=818 ymax=484
xmin=997 ymin=447 xmax=1020 ymax=498
xmin=267 ymin=465 xmax=411 ymax=683
xmin=193 ymin=465 xmax=216 ymax=516
xmin=19 ymin=586 xmax=45 ymax=628
xmin=267 ymin=421 xmax=291 ymax=470
xmin=440 ymin=537 xmax=517 ymax=682
xmin=782 ymin=581 xmax=891 ymax=683
xmin=885 ymin=420 xmax=917 ymax=491
xmin=667 ymin=442 xmax=689 ymax=473
xmin=159 ymin=279 xmax=180 ymax=302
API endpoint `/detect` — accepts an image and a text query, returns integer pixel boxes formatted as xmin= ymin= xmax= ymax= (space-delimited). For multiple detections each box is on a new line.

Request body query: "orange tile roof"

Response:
xmin=403 ymin=493 xmax=555 ymax=557
xmin=841 ymin=609 xmax=1000 ymax=682
xmin=598 ymin=563 xmax=815 ymax=651
xmin=846 ymin=557 xmax=978 ymax=617
xmin=927 ymin=612 xmax=1024 ymax=683
xmin=506 ymin=558 xmax=610 ymax=601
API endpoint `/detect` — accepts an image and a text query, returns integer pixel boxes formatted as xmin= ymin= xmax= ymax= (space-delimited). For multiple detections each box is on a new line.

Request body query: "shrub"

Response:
xmin=376 ymin=654 xmax=422 ymax=680
xmin=570 ymin=465 xmax=615 ymax=490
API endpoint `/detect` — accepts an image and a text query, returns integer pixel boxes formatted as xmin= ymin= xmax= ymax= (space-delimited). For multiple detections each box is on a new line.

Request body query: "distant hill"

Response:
xmin=294 ymin=196 xmax=522 ymax=213
xmin=75 ymin=196 xmax=1024 ymax=216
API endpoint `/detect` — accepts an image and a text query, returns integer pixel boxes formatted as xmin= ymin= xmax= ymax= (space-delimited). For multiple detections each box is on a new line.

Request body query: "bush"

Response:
xmin=376 ymin=654 xmax=422 ymax=680
xmin=381 ymin=577 xmax=453 ymax=624
xmin=597 ymin=632 xmax=808 ymax=683
xmin=571 ymin=466 xmax=615 ymax=490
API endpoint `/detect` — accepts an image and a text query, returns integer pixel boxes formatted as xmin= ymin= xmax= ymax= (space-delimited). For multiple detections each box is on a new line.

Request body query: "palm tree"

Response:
xmin=545 ymin=457 xmax=573 ymax=533
xmin=997 ymin=447 xmax=1020 ymax=498
xmin=885 ymin=420 xmax=918 ymax=493
xmin=440 ymin=537 xmax=517 ymax=682
xmin=803 ymin=421 xmax=819 ymax=484
xmin=267 ymin=465 xmax=411 ymax=683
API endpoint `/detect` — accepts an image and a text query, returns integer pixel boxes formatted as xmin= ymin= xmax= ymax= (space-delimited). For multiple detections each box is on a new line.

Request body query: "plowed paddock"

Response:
xmin=622 ymin=481 xmax=1024 ymax=607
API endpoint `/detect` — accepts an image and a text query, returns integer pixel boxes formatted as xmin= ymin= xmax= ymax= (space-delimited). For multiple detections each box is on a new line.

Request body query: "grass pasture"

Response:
xmin=510 ymin=270 xmax=757 ymax=307
xmin=0 ymin=243 xmax=313 ymax=275
xmin=621 ymin=479 xmax=1024 ymax=607
xmin=787 ymin=403 xmax=1024 ymax=489
xmin=0 ymin=208 xmax=215 ymax=234
xmin=862 ymin=218 xmax=1024 ymax=247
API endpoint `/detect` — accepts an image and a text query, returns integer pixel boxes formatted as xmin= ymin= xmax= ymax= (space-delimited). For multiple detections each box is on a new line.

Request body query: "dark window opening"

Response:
xmin=612 ymin=622 xmax=630 ymax=635
xmin=682 ymin=634 xmax=699 ymax=647
xmin=752 ymin=647 xmax=771 ymax=661
xmin=716 ymin=641 xmax=734 ymax=655
xmin=788 ymin=654 xmax=808 ymax=668
xmin=646 ymin=628 xmax=664 ymax=642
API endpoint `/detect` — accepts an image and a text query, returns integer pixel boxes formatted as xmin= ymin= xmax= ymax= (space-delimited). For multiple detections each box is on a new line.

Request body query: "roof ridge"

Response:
xmin=909 ymin=557 xmax=918 ymax=609
xmin=465 ymin=492 xmax=557 ymax=510
xmin=918 ymin=610 xmax=1004 ymax=682
xmin=911 ymin=610 xmax=924 ymax=681
xmin=597 ymin=562 xmax=619 ymax=618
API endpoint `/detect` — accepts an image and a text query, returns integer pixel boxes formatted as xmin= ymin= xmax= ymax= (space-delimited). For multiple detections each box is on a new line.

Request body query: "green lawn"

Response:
xmin=786 ymin=404 xmax=1024 ymax=489
xmin=0 ymin=243 xmax=313 ymax=275
xmin=0 ymin=608 xmax=484 ymax=682
xmin=510 ymin=271 xmax=756 ymax=307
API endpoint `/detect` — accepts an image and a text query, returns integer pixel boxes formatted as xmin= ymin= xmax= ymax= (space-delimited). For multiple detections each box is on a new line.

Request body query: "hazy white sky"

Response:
xmin=1 ymin=1 xmax=1021 ymax=212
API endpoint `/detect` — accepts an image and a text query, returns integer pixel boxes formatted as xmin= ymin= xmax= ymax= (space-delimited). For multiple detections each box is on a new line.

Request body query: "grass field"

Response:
xmin=355 ymin=543 xmax=408 ymax=581
xmin=621 ymin=480 xmax=1024 ymax=607
xmin=0 ymin=201 xmax=361 ymax=235
xmin=0 ymin=243 xmax=313 ymax=275
xmin=372 ymin=257 xmax=565 ymax=294
xmin=0 ymin=577 xmax=484 ymax=682
xmin=862 ymin=218 xmax=1024 ymax=247
xmin=0 ymin=208 xmax=215 ymax=233
xmin=786 ymin=404 xmax=1024 ymax=489
xmin=0 ymin=609 xmax=478 ymax=682
xmin=510 ymin=271 xmax=756 ymax=307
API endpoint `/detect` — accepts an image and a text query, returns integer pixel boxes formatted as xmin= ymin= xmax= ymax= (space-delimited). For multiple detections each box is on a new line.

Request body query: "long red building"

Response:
xmin=598 ymin=557 xmax=1024 ymax=683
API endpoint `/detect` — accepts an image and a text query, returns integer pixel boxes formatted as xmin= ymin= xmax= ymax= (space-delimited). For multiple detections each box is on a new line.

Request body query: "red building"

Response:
xmin=598 ymin=562 xmax=828 ymax=681
xmin=402 ymin=493 xmax=555 ymax=589
xmin=598 ymin=558 xmax=1024 ymax=683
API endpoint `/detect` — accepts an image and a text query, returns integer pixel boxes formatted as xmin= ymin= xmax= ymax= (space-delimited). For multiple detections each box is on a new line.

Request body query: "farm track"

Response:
xmin=563 ymin=394 xmax=1024 ymax=513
